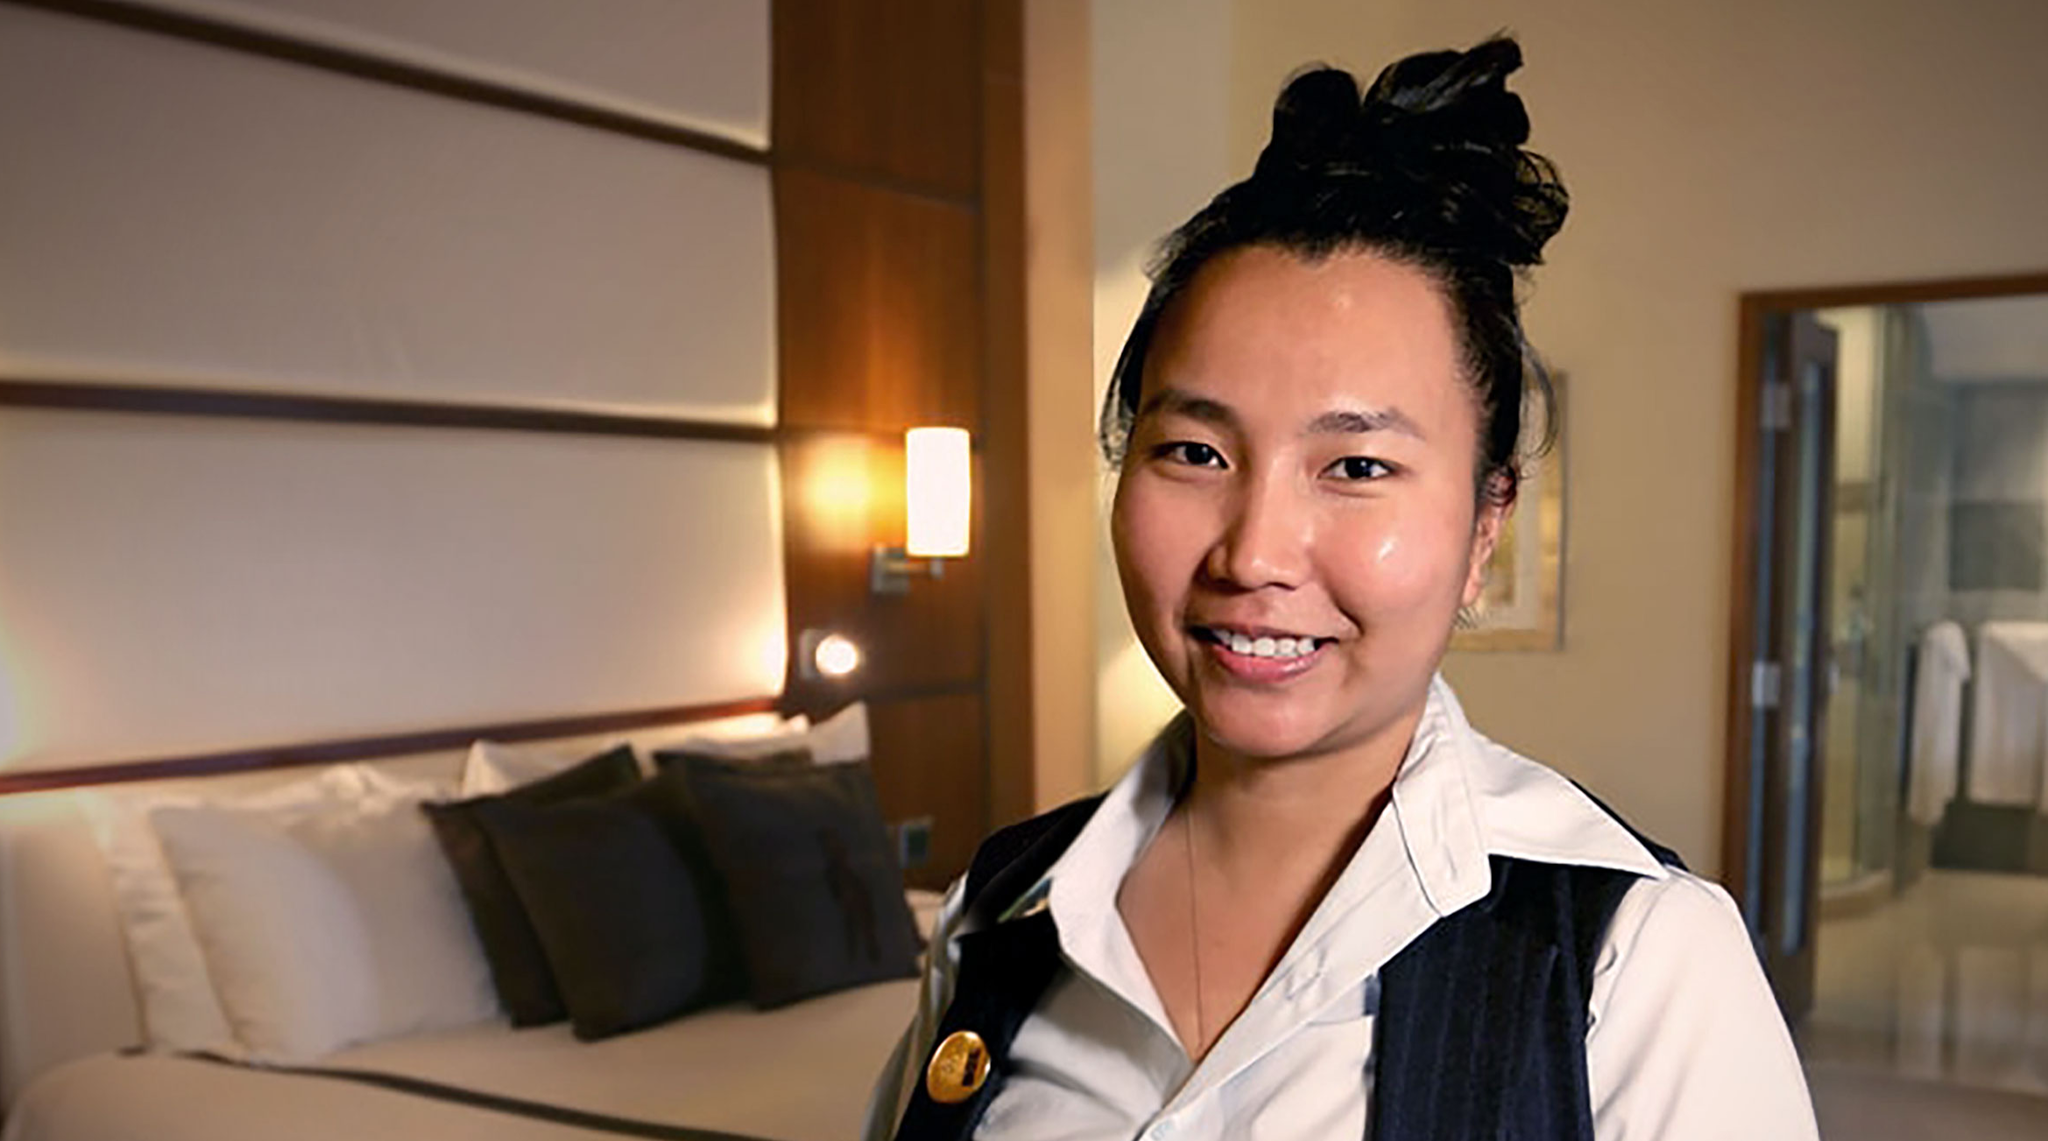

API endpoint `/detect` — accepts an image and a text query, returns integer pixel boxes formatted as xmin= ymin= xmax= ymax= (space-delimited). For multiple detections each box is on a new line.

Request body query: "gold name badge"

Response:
xmin=924 ymin=1029 xmax=992 ymax=1104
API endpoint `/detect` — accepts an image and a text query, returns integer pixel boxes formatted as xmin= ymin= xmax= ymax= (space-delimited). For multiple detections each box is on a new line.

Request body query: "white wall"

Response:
xmin=1089 ymin=0 xmax=2048 ymax=871
xmin=1924 ymin=295 xmax=2048 ymax=382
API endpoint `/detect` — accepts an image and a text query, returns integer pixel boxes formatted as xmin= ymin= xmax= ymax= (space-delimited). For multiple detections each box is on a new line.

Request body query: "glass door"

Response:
xmin=1746 ymin=311 xmax=1840 ymax=1019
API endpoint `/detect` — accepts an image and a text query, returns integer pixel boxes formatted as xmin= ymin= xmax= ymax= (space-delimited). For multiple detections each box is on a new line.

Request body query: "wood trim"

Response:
xmin=2 ymin=0 xmax=770 ymax=167
xmin=1721 ymin=268 xmax=2048 ymax=906
xmin=1740 ymin=270 xmax=2048 ymax=312
xmin=0 ymin=378 xmax=778 ymax=444
xmin=769 ymin=155 xmax=981 ymax=213
xmin=979 ymin=0 xmax=1034 ymax=828
xmin=0 ymin=695 xmax=781 ymax=795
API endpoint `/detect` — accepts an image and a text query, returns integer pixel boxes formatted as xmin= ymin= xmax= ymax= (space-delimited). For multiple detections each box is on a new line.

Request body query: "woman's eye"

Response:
xmin=1327 ymin=456 xmax=1393 ymax=481
xmin=1157 ymin=441 xmax=1226 ymax=468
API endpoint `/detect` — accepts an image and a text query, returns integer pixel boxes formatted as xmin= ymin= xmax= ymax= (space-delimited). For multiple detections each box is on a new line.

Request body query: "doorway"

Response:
xmin=1726 ymin=273 xmax=2048 ymax=1093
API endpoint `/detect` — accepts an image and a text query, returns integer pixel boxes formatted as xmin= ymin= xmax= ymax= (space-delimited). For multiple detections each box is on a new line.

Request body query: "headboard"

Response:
xmin=0 ymin=5 xmax=797 ymax=1099
xmin=0 ymin=0 xmax=1042 ymax=903
xmin=0 ymin=0 xmax=785 ymax=777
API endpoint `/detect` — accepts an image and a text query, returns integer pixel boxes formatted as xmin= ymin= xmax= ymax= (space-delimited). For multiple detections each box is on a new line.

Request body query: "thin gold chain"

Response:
xmin=1182 ymin=806 xmax=1206 ymax=1060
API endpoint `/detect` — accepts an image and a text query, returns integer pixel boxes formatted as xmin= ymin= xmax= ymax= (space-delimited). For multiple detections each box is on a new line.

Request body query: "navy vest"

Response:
xmin=892 ymin=795 xmax=1682 ymax=1141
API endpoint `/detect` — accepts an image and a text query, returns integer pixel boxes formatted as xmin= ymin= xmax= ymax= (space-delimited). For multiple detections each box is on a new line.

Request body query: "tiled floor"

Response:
xmin=1801 ymin=868 xmax=2048 ymax=1138
xmin=1807 ymin=1067 xmax=2048 ymax=1139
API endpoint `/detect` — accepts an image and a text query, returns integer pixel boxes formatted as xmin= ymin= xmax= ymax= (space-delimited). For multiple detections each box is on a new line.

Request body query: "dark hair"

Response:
xmin=1100 ymin=36 xmax=1567 ymax=512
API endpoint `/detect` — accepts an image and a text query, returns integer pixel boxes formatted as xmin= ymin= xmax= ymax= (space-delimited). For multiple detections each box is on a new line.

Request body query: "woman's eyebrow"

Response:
xmin=1307 ymin=407 xmax=1425 ymax=440
xmin=1136 ymin=388 xmax=1236 ymax=427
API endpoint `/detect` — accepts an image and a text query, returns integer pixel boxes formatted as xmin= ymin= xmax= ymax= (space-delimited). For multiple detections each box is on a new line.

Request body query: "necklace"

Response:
xmin=1182 ymin=806 xmax=1207 ymax=1060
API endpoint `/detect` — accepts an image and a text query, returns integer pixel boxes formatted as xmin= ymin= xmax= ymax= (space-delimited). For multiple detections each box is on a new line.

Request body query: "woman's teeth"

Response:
xmin=1222 ymin=632 xmax=1317 ymax=659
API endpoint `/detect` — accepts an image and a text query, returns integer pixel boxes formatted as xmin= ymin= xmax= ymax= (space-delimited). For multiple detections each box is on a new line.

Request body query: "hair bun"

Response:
xmin=1251 ymin=37 xmax=1566 ymax=268
xmin=1258 ymin=67 xmax=1366 ymax=175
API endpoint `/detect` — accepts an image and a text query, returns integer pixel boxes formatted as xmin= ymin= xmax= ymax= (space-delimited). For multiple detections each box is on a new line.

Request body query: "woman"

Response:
xmin=870 ymin=37 xmax=1817 ymax=1141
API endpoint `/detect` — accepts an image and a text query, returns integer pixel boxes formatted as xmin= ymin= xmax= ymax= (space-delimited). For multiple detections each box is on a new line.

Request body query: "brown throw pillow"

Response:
xmin=421 ymin=744 xmax=640 ymax=1026
xmin=648 ymin=746 xmax=811 ymax=1004
xmin=677 ymin=756 xmax=921 ymax=1008
xmin=472 ymin=785 xmax=709 ymax=1041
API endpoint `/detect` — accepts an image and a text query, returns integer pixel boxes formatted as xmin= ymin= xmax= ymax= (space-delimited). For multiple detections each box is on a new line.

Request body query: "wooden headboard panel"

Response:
xmin=772 ymin=0 xmax=1036 ymax=886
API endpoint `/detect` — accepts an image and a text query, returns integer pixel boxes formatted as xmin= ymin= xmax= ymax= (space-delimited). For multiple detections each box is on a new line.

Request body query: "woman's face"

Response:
xmin=1112 ymin=245 xmax=1502 ymax=764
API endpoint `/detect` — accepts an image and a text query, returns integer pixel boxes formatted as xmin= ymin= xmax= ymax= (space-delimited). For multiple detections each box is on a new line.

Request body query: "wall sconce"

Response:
xmin=871 ymin=426 xmax=970 ymax=594
xmin=797 ymin=628 xmax=863 ymax=681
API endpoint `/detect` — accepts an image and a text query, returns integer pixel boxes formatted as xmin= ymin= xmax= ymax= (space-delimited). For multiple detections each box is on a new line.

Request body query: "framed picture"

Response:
xmin=1452 ymin=373 xmax=1565 ymax=652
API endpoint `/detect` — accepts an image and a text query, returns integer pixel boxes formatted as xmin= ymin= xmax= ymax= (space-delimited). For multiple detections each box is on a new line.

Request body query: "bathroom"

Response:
xmin=1807 ymin=292 xmax=2048 ymax=1092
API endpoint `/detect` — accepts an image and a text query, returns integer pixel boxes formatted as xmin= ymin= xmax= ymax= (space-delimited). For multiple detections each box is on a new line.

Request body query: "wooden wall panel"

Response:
xmin=774 ymin=168 xmax=982 ymax=433
xmin=779 ymin=433 xmax=985 ymax=704
xmin=771 ymin=0 xmax=979 ymax=198
xmin=775 ymin=0 xmax=1027 ymax=884
xmin=867 ymin=692 xmax=987 ymax=891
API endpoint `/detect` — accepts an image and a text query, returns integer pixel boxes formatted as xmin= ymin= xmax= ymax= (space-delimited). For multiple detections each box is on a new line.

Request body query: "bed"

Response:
xmin=0 ymin=4 xmax=968 ymax=1137
xmin=0 ymin=716 xmax=932 ymax=1141
xmin=5 ymin=987 xmax=916 ymax=1141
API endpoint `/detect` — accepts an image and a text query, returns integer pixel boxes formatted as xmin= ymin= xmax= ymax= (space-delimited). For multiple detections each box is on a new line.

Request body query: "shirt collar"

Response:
xmin=1009 ymin=676 xmax=1669 ymax=1095
xmin=1395 ymin=677 xmax=1670 ymax=910
xmin=1033 ymin=675 xmax=1666 ymax=925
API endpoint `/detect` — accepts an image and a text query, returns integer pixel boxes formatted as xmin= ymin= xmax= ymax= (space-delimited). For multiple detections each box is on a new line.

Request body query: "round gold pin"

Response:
xmin=924 ymin=1029 xmax=992 ymax=1104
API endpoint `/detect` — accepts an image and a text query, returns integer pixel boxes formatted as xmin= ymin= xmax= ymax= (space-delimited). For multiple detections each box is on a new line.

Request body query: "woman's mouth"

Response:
xmin=1188 ymin=625 xmax=1333 ymax=679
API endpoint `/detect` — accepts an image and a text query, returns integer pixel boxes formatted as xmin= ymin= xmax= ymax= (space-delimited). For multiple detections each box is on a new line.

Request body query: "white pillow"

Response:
xmin=459 ymin=709 xmax=831 ymax=793
xmin=675 ymin=702 xmax=867 ymax=764
xmin=459 ymin=739 xmax=584 ymax=797
xmin=805 ymin=702 xmax=869 ymax=765
xmin=150 ymin=789 xmax=498 ymax=1064
xmin=459 ymin=737 xmax=662 ymax=796
xmin=83 ymin=766 xmax=368 ymax=1055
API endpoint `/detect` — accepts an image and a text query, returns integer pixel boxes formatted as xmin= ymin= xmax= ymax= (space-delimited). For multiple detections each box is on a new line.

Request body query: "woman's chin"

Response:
xmin=1188 ymin=702 xmax=1337 ymax=763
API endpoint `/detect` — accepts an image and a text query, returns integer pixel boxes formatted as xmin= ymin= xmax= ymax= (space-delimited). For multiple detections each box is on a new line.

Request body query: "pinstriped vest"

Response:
xmin=891 ymin=796 xmax=1682 ymax=1141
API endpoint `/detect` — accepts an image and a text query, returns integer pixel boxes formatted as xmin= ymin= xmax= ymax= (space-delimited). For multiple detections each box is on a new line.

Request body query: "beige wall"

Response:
xmin=1090 ymin=0 xmax=1236 ymax=784
xmin=1089 ymin=0 xmax=2048 ymax=872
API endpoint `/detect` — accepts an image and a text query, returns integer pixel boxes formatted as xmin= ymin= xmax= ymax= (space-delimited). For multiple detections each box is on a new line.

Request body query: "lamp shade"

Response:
xmin=904 ymin=427 xmax=970 ymax=558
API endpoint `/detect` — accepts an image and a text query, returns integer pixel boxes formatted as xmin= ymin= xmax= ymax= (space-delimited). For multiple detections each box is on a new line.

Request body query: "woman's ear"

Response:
xmin=1461 ymin=494 xmax=1508 ymax=610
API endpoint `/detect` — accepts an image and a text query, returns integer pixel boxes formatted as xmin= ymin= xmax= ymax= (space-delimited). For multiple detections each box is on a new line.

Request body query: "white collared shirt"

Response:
xmin=869 ymin=678 xmax=1818 ymax=1141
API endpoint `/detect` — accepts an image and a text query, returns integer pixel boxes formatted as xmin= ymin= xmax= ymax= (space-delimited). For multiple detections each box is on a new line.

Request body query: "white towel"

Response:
xmin=1968 ymin=622 xmax=2048 ymax=807
xmin=1908 ymin=621 xmax=1970 ymax=826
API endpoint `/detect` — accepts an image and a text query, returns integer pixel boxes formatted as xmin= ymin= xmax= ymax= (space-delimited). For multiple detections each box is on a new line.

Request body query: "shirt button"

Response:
xmin=1149 ymin=1119 xmax=1177 ymax=1140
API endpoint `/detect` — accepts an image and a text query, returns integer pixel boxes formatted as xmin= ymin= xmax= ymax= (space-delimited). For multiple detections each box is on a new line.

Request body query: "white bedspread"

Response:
xmin=2 ymin=979 xmax=917 ymax=1141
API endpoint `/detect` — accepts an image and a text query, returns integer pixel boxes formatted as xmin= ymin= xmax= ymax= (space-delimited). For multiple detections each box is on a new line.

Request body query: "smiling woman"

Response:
xmin=1113 ymin=248 xmax=1485 ymax=771
xmin=870 ymin=37 xmax=1818 ymax=1141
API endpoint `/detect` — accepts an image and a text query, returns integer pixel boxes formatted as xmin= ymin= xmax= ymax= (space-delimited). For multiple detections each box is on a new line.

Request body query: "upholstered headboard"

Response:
xmin=0 ymin=0 xmax=782 ymax=775
xmin=0 ymin=4 xmax=1036 ymax=1109
xmin=0 ymin=0 xmax=788 ymax=1106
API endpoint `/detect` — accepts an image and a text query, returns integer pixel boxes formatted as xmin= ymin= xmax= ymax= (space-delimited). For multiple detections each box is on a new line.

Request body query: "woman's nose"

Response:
xmin=1203 ymin=476 xmax=1310 ymax=590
